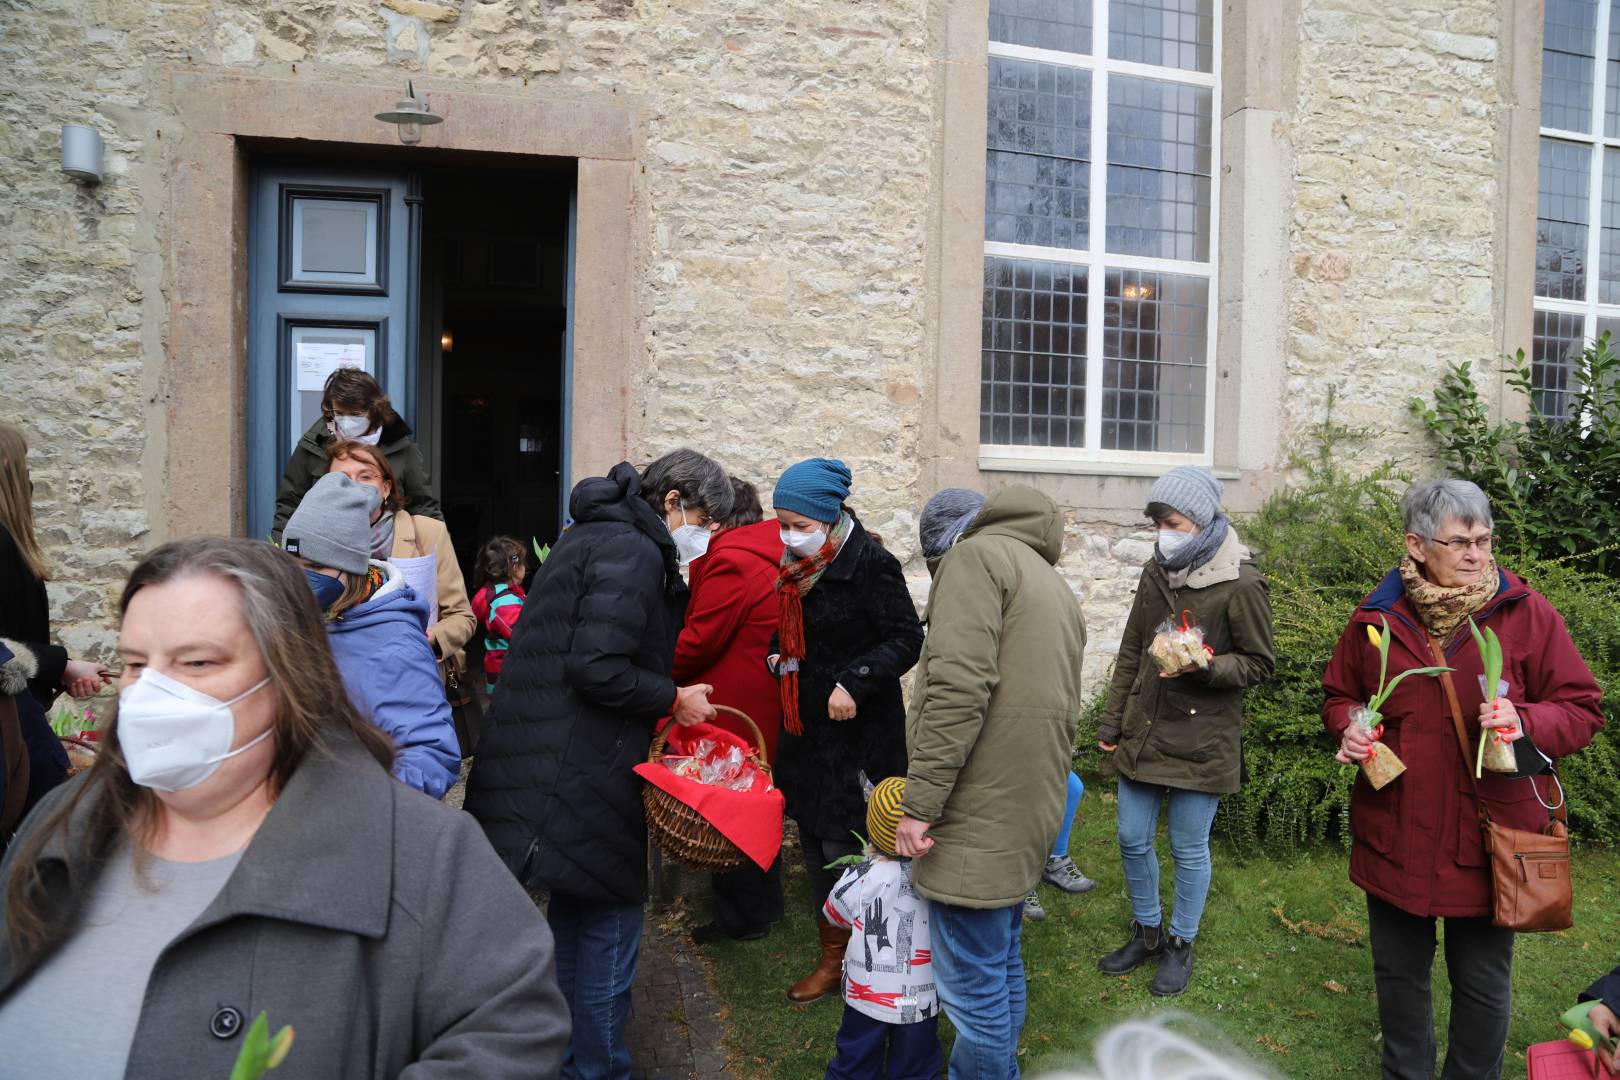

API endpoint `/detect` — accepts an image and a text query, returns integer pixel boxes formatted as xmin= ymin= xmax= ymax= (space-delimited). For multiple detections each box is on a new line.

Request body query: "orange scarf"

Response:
xmin=774 ymin=521 xmax=850 ymax=736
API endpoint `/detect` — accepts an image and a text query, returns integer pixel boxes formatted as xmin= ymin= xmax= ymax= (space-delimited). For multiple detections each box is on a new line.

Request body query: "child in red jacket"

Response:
xmin=470 ymin=536 xmax=527 ymax=694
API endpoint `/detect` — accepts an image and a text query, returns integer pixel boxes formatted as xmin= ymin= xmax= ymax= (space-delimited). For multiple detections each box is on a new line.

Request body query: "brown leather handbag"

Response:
xmin=1433 ymin=639 xmax=1573 ymax=933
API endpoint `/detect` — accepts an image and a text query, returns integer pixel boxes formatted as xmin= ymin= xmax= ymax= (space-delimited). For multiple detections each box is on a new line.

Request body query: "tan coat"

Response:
xmin=902 ymin=486 xmax=1087 ymax=908
xmin=389 ymin=510 xmax=476 ymax=678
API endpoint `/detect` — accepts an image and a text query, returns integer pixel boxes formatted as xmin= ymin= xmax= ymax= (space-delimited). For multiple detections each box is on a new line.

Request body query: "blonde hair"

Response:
xmin=0 ymin=422 xmax=48 ymax=581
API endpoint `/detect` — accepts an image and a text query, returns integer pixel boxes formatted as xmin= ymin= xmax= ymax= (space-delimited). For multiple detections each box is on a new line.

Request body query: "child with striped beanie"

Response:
xmin=821 ymin=776 xmax=943 ymax=1078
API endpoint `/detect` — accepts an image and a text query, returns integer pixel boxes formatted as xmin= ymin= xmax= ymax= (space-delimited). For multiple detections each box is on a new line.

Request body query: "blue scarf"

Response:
xmin=1155 ymin=513 xmax=1230 ymax=573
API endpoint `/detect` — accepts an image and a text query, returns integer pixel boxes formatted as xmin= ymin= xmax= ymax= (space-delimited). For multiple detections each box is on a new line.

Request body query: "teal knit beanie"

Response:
xmin=772 ymin=458 xmax=852 ymax=524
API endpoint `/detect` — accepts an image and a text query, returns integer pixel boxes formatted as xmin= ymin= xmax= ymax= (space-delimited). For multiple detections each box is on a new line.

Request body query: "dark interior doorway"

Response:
xmin=420 ymin=163 xmax=574 ymax=586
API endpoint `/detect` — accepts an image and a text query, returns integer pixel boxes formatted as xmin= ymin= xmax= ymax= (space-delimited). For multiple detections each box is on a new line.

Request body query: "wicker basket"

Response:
xmin=61 ymin=735 xmax=98 ymax=778
xmin=643 ymin=705 xmax=771 ymax=872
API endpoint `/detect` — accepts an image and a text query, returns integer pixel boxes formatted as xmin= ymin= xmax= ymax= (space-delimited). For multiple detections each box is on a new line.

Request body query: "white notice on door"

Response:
xmin=295 ymin=341 xmax=367 ymax=391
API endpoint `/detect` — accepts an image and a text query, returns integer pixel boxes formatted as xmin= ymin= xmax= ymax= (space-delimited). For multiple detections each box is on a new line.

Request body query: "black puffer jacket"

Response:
xmin=464 ymin=463 xmax=687 ymax=904
xmin=775 ymin=516 xmax=925 ymax=842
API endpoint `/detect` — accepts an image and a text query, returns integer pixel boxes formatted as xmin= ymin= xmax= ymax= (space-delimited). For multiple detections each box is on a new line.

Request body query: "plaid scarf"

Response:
xmin=1399 ymin=554 xmax=1498 ymax=644
xmin=775 ymin=513 xmax=853 ymax=736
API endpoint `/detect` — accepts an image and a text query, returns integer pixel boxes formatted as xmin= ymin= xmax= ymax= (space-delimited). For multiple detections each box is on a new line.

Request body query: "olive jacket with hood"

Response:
xmin=1098 ymin=529 xmax=1275 ymax=795
xmin=272 ymin=418 xmax=440 ymax=540
xmin=901 ymin=486 xmax=1087 ymax=909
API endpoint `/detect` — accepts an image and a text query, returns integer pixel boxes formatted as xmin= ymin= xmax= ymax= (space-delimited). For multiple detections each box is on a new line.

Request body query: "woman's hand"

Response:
xmin=1336 ymin=723 xmax=1377 ymax=764
xmin=63 ymin=659 xmax=110 ymax=698
xmin=1590 ymin=1002 xmax=1620 ymax=1071
xmin=1479 ymin=698 xmax=1522 ymax=743
xmin=1098 ymin=740 xmax=1118 ymax=753
xmin=828 ymin=686 xmax=857 ymax=721
xmin=672 ymin=683 xmax=717 ymax=727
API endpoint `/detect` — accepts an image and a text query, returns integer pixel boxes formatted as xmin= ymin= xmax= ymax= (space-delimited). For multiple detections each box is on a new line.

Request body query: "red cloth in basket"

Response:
xmin=634 ymin=721 xmax=785 ymax=871
xmin=1527 ymin=1039 xmax=1613 ymax=1080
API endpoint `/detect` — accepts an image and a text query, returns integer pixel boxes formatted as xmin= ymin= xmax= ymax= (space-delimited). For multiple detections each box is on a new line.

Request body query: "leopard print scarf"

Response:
xmin=1398 ymin=553 xmax=1498 ymax=644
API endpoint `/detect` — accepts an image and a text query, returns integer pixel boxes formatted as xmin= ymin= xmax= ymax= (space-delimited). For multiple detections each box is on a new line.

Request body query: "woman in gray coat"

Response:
xmin=0 ymin=537 xmax=568 ymax=1079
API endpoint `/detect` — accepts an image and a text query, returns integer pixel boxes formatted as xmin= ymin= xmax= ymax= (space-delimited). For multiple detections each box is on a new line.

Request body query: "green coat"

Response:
xmin=271 ymin=419 xmax=441 ymax=540
xmin=1098 ymin=530 xmax=1274 ymax=795
xmin=902 ymin=486 xmax=1087 ymax=908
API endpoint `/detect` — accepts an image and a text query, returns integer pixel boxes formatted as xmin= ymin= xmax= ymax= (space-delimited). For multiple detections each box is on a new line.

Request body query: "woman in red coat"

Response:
xmin=1322 ymin=478 xmax=1603 ymax=1080
xmin=674 ymin=480 xmax=787 ymax=944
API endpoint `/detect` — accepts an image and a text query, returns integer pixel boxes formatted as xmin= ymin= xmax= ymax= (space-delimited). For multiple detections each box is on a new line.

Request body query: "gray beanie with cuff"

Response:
xmin=283 ymin=472 xmax=379 ymax=576
xmin=1147 ymin=466 xmax=1223 ymax=529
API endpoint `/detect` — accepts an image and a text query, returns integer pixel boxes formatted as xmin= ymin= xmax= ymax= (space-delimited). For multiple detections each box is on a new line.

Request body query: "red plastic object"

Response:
xmin=1527 ymin=1040 xmax=1612 ymax=1080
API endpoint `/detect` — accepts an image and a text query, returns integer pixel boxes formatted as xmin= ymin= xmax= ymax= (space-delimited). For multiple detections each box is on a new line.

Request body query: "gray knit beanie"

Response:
xmin=283 ymin=472 xmax=379 ymax=576
xmin=1147 ymin=466 xmax=1223 ymax=529
xmin=919 ymin=488 xmax=988 ymax=558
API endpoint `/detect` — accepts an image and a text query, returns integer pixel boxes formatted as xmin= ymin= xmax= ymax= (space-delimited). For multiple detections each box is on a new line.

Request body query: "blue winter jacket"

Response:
xmin=326 ymin=562 xmax=461 ymax=798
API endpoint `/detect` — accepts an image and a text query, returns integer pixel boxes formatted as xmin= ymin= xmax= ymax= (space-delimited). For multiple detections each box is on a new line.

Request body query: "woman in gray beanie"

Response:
xmin=1093 ymin=466 xmax=1274 ymax=997
xmin=284 ymin=472 xmax=460 ymax=798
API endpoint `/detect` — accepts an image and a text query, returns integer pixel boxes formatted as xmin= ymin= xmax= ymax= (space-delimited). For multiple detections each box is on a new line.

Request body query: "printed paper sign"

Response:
xmin=295 ymin=341 xmax=367 ymax=392
xmin=393 ymin=553 xmax=439 ymax=627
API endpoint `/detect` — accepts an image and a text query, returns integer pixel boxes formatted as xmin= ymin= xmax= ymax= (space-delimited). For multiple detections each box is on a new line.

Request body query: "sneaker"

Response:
xmin=1022 ymin=890 xmax=1047 ymax=922
xmin=1096 ymin=920 xmax=1164 ymax=975
xmin=1150 ymin=935 xmax=1194 ymax=997
xmin=1042 ymin=854 xmax=1097 ymax=894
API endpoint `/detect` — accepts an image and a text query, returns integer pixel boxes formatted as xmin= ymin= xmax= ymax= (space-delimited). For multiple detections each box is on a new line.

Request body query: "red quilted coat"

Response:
xmin=673 ymin=520 xmax=785 ymax=764
xmin=1321 ymin=566 xmax=1603 ymax=918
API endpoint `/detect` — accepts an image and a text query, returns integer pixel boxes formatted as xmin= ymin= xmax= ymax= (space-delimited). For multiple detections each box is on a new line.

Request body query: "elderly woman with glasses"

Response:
xmin=1321 ymin=478 xmax=1604 ymax=1080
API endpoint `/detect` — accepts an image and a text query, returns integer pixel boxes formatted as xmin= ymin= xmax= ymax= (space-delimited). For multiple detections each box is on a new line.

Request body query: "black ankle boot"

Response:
xmin=1096 ymin=920 xmax=1163 ymax=975
xmin=1150 ymin=935 xmax=1194 ymax=996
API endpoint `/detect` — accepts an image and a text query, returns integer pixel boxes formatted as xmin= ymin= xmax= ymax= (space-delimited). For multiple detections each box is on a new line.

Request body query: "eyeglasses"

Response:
xmin=1428 ymin=535 xmax=1494 ymax=553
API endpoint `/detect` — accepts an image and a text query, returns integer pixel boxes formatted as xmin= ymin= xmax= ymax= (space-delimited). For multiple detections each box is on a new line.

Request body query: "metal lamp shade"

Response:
xmin=60 ymin=124 xmax=104 ymax=183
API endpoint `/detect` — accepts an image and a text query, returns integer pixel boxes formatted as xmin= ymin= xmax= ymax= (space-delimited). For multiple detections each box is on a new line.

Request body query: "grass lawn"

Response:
xmin=690 ymin=782 xmax=1620 ymax=1078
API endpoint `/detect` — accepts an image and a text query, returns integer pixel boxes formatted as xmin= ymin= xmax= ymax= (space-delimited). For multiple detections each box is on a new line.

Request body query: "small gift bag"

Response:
xmin=1352 ymin=705 xmax=1406 ymax=790
xmin=1149 ymin=610 xmax=1211 ymax=676
xmin=1479 ymin=677 xmax=1518 ymax=774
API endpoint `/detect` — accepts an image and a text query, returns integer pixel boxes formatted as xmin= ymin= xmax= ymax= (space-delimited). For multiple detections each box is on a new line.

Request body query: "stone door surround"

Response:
xmin=165 ymin=71 xmax=641 ymax=538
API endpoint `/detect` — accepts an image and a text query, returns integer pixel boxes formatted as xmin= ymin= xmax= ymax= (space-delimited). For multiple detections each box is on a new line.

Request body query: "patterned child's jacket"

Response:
xmin=470 ymin=582 xmax=526 ymax=689
xmin=823 ymin=855 xmax=936 ymax=1025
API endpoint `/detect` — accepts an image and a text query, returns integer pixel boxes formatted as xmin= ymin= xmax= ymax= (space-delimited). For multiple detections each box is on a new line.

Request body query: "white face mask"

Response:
xmin=1157 ymin=528 xmax=1196 ymax=560
xmin=332 ymin=414 xmax=375 ymax=440
xmin=668 ymin=502 xmax=711 ymax=567
xmin=780 ymin=527 xmax=828 ymax=558
xmin=117 ymin=668 xmax=274 ymax=793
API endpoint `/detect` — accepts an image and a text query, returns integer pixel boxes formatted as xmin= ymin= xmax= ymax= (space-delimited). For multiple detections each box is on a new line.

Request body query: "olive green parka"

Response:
xmin=901 ymin=486 xmax=1087 ymax=909
xmin=1098 ymin=529 xmax=1274 ymax=795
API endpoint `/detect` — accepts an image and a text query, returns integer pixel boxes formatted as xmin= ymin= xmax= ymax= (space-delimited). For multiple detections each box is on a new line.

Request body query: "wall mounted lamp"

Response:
xmin=440 ymin=328 xmax=454 ymax=353
xmin=60 ymin=124 xmax=104 ymax=183
xmin=374 ymin=81 xmax=443 ymax=145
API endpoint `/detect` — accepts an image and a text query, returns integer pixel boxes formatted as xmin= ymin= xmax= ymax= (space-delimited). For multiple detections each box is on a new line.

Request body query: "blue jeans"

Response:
xmin=825 ymin=1007 xmax=943 ymax=1080
xmin=548 ymin=893 xmax=644 ymax=1080
xmin=1115 ymin=776 xmax=1221 ymax=941
xmin=930 ymin=902 xmax=1026 ymax=1079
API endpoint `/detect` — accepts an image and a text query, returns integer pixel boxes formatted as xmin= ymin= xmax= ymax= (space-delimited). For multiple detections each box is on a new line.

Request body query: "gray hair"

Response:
xmin=1037 ymin=1016 xmax=1275 ymax=1080
xmin=641 ymin=448 xmax=734 ymax=521
xmin=1401 ymin=478 xmax=1494 ymax=540
xmin=919 ymin=488 xmax=987 ymax=558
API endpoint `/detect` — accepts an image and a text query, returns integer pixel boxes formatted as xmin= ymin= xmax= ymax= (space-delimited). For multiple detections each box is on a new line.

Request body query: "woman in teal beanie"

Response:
xmin=770 ymin=457 xmax=925 ymax=1004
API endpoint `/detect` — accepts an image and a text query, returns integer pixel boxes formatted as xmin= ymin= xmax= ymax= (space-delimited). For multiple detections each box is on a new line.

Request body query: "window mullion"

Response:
xmin=1084 ymin=0 xmax=1109 ymax=454
xmin=1586 ymin=1 xmax=1611 ymax=315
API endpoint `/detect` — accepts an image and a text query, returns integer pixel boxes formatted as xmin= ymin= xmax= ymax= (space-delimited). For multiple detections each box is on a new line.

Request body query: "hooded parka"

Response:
xmin=1322 ymin=567 xmax=1603 ymax=918
xmin=772 ymin=514 xmax=924 ymax=845
xmin=0 ymin=732 xmax=570 ymax=1078
xmin=900 ymin=486 xmax=1087 ymax=908
xmin=464 ymin=463 xmax=688 ymax=904
xmin=1098 ymin=529 xmax=1275 ymax=795
xmin=271 ymin=418 xmax=440 ymax=540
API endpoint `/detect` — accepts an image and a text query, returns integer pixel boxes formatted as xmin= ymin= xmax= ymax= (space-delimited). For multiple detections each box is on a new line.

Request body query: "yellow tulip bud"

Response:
xmin=1570 ymin=1028 xmax=1595 ymax=1051
xmin=1366 ymin=624 xmax=1382 ymax=649
xmin=267 ymin=1028 xmax=295 ymax=1070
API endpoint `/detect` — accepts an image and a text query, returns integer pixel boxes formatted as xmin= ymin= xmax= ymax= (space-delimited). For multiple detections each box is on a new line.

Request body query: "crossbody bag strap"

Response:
xmin=1430 ymin=636 xmax=1491 ymax=826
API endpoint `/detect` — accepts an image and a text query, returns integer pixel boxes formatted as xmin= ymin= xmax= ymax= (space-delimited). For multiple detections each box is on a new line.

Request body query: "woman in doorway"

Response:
xmin=324 ymin=439 xmax=476 ymax=682
xmin=271 ymin=368 xmax=439 ymax=540
xmin=0 ymin=537 xmax=568 ymax=1078
xmin=769 ymin=457 xmax=925 ymax=1005
xmin=675 ymin=479 xmax=788 ymax=945
xmin=0 ymin=422 xmax=109 ymax=708
xmin=283 ymin=473 xmax=460 ymax=798
xmin=1095 ymin=467 xmax=1275 ymax=998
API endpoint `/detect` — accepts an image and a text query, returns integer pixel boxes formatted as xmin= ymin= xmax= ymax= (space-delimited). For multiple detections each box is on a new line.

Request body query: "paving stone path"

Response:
xmin=627 ymin=901 xmax=736 ymax=1080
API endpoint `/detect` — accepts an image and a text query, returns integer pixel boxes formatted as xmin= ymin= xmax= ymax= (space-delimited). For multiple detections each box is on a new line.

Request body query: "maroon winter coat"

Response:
xmin=673 ymin=520 xmax=785 ymax=764
xmin=1322 ymin=566 xmax=1603 ymax=918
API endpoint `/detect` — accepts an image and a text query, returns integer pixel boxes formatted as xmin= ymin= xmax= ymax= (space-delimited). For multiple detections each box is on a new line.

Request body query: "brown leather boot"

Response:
xmin=786 ymin=916 xmax=849 ymax=1005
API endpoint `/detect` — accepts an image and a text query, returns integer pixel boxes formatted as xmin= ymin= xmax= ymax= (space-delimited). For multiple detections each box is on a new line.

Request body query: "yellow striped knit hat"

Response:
xmin=866 ymin=776 xmax=907 ymax=857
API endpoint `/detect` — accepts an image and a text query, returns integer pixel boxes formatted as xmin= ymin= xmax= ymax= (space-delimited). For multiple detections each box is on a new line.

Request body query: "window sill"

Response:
xmin=978 ymin=454 xmax=1239 ymax=480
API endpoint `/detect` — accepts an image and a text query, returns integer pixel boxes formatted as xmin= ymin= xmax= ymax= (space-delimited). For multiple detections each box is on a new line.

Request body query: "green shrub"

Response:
xmin=1411 ymin=339 xmax=1620 ymax=573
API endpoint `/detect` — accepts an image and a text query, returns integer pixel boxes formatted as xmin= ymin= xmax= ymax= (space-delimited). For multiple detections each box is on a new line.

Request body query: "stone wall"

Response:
xmin=0 ymin=0 xmax=1522 ymax=701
